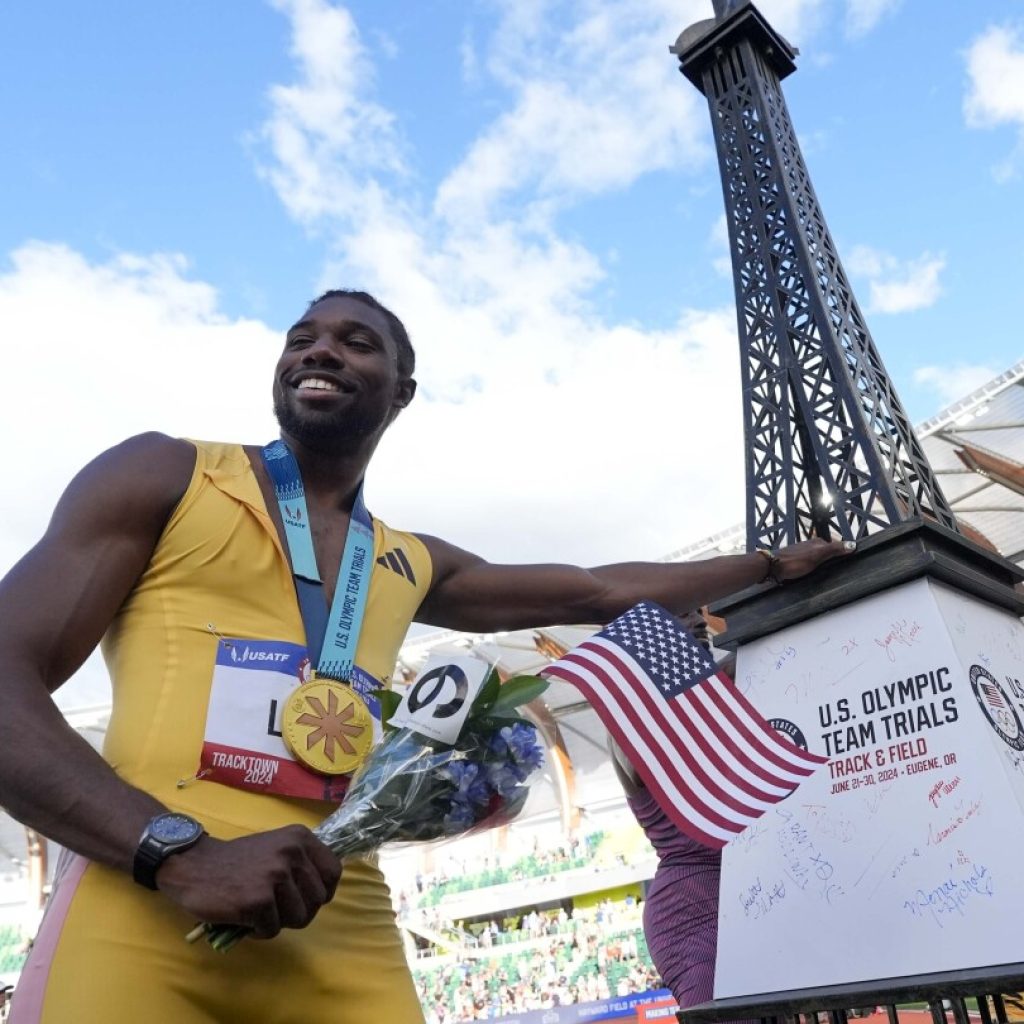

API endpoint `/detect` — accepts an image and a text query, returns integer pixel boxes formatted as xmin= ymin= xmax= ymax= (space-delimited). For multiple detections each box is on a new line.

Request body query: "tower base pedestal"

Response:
xmin=705 ymin=524 xmax=1024 ymax=1001
xmin=712 ymin=519 xmax=1024 ymax=651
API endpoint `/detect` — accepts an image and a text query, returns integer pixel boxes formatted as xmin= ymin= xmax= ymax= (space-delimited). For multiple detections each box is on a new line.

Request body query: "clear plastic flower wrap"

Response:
xmin=187 ymin=670 xmax=548 ymax=952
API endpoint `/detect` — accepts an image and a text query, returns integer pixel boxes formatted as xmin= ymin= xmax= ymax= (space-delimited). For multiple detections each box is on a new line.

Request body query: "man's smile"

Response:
xmin=288 ymin=372 xmax=356 ymax=398
xmin=298 ymin=378 xmax=340 ymax=393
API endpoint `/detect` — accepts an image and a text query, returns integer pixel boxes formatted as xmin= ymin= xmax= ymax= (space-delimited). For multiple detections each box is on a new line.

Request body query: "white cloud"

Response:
xmin=433 ymin=1 xmax=714 ymax=226
xmin=737 ymin=0 xmax=827 ymax=48
xmin=914 ymin=364 xmax=1002 ymax=406
xmin=709 ymin=214 xmax=731 ymax=278
xmin=460 ymin=27 xmax=481 ymax=87
xmin=373 ymin=305 xmax=747 ymax=568
xmin=964 ymin=25 xmax=1024 ymax=130
xmin=258 ymin=0 xmax=406 ymax=226
xmin=846 ymin=244 xmax=945 ymax=314
xmin=964 ymin=24 xmax=1024 ymax=179
xmin=0 ymin=242 xmax=281 ymax=576
xmin=844 ymin=0 xmax=902 ymax=39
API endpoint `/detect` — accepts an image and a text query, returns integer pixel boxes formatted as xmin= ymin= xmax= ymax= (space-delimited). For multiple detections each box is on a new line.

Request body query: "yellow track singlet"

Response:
xmin=12 ymin=441 xmax=432 ymax=1024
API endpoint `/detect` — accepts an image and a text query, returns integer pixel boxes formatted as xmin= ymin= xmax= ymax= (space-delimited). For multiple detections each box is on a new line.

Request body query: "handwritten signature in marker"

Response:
xmin=874 ymin=619 xmax=923 ymax=662
xmin=740 ymin=877 xmax=786 ymax=920
xmin=903 ymin=862 xmax=993 ymax=928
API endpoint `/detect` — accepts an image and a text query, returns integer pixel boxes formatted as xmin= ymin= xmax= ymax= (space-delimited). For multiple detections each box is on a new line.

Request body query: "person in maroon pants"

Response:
xmin=611 ymin=612 xmax=752 ymax=1021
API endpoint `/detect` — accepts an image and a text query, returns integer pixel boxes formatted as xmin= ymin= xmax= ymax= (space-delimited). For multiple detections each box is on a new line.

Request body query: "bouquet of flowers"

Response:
xmin=188 ymin=669 xmax=548 ymax=952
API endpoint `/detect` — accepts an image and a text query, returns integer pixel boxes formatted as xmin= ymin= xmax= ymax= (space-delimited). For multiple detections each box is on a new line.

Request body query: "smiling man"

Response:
xmin=0 ymin=289 xmax=849 ymax=1024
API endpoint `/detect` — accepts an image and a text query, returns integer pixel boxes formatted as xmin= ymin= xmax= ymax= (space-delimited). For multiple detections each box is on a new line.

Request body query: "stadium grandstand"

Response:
xmin=2 ymin=359 xmax=1023 ymax=1019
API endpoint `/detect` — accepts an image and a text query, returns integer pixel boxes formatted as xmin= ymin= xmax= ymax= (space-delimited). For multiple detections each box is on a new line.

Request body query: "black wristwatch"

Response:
xmin=133 ymin=812 xmax=205 ymax=890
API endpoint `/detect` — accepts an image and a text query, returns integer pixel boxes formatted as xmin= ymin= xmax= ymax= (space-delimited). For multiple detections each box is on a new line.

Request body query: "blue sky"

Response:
xmin=2 ymin=0 xmax=1024 ymax=591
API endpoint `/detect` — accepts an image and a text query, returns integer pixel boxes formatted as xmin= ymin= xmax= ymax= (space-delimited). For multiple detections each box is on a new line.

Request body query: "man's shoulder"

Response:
xmin=48 ymin=434 xmax=200 ymax=539
xmin=92 ymin=432 xmax=196 ymax=476
xmin=107 ymin=433 xmax=195 ymax=489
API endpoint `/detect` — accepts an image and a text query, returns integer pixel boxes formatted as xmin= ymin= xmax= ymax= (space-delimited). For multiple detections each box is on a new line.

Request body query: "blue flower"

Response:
xmin=440 ymin=758 xmax=490 ymax=806
xmin=487 ymin=730 xmax=509 ymax=759
xmin=499 ymin=723 xmax=543 ymax=773
xmin=443 ymin=799 xmax=477 ymax=832
xmin=485 ymin=762 xmax=525 ymax=798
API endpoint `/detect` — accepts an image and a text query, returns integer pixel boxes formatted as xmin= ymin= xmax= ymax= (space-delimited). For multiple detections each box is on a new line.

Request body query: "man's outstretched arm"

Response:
xmin=414 ymin=534 xmax=851 ymax=633
xmin=0 ymin=434 xmax=339 ymax=938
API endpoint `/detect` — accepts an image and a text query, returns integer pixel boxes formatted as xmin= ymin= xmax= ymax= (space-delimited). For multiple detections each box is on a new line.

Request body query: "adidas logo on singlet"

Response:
xmin=376 ymin=547 xmax=417 ymax=585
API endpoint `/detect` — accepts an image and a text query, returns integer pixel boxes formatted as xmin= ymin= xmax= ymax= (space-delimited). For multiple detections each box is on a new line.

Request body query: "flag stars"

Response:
xmin=601 ymin=602 xmax=724 ymax=693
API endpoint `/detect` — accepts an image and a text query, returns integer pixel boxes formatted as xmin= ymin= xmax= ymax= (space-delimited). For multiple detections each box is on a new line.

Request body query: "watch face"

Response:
xmin=151 ymin=813 xmax=202 ymax=844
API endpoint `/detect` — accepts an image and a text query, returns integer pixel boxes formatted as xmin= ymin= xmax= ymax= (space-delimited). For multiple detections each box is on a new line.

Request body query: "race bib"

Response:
xmin=197 ymin=637 xmax=382 ymax=802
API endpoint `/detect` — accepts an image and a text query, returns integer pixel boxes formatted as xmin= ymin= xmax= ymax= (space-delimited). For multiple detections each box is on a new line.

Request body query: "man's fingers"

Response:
xmin=305 ymin=836 xmax=343 ymax=900
xmin=774 ymin=537 xmax=856 ymax=581
xmin=824 ymin=539 xmax=856 ymax=561
xmin=271 ymin=832 xmax=339 ymax=929
xmin=248 ymin=870 xmax=320 ymax=938
xmin=806 ymin=538 xmax=855 ymax=561
xmin=290 ymin=852 xmax=334 ymax=918
xmin=245 ymin=895 xmax=284 ymax=940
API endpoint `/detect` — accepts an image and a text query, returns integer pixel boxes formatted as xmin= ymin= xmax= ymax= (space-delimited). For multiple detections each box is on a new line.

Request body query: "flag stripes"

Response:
xmin=541 ymin=601 xmax=828 ymax=849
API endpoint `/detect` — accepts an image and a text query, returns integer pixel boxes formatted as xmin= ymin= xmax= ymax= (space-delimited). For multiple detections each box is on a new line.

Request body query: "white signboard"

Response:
xmin=391 ymin=654 xmax=490 ymax=743
xmin=716 ymin=577 xmax=1024 ymax=997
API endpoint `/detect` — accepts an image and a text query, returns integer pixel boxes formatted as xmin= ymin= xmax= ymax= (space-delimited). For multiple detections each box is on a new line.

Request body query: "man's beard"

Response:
xmin=273 ymin=391 xmax=380 ymax=451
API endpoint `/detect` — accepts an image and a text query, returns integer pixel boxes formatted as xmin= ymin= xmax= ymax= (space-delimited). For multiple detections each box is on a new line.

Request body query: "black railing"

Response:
xmin=678 ymin=964 xmax=1024 ymax=1024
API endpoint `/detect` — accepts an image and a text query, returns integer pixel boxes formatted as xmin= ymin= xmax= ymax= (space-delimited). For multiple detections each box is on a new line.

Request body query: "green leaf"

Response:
xmin=471 ymin=666 xmax=502 ymax=715
xmin=489 ymin=675 xmax=549 ymax=716
xmin=371 ymin=688 xmax=402 ymax=730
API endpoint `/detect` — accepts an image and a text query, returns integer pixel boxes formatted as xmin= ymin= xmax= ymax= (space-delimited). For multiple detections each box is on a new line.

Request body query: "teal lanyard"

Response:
xmin=261 ymin=440 xmax=374 ymax=681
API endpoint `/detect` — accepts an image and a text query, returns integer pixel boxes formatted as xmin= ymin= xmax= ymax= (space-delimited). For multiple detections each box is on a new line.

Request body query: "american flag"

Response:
xmin=980 ymin=681 xmax=1006 ymax=709
xmin=541 ymin=601 xmax=828 ymax=849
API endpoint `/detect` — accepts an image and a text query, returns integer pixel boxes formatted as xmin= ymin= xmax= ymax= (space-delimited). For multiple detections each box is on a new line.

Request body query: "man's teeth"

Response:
xmin=297 ymin=379 xmax=340 ymax=392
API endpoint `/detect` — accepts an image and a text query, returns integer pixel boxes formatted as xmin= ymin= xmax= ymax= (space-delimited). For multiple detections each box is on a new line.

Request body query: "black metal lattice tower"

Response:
xmin=672 ymin=1 xmax=958 ymax=551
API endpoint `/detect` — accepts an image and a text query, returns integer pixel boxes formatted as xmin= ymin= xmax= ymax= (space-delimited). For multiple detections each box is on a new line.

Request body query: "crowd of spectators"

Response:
xmin=406 ymin=828 xmax=657 ymax=911
xmin=0 ymin=924 xmax=27 ymax=979
xmin=411 ymin=833 xmax=612 ymax=907
xmin=412 ymin=900 xmax=662 ymax=1023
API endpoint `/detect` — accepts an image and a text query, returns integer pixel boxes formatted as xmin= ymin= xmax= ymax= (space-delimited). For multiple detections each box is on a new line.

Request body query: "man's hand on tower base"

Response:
xmin=771 ymin=537 xmax=856 ymax=583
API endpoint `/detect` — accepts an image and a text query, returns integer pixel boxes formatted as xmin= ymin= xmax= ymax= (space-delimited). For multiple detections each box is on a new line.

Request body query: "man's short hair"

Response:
xmin=310 ymin=289 xmax=415 ymax=379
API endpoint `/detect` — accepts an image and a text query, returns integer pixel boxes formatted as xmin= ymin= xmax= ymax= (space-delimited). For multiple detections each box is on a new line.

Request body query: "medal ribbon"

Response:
xmin=262 ymin=439 xmax=374 ymax=681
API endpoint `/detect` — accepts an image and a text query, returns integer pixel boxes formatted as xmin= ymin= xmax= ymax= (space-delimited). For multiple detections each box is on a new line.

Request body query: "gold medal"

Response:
xmin=282 ymin=675 xmax=374 ymax=776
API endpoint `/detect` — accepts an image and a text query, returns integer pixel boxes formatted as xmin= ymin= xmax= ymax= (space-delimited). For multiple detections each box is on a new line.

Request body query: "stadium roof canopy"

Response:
xmin=654 ymin=358 xmax=1024 ymax=567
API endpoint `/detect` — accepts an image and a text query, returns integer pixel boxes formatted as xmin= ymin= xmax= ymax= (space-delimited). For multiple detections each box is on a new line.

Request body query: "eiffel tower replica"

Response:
xmin=671 ymin=0 xmax=1022 ymax=644
xmin=669 ymin=4 xmax=1024 ymax=1015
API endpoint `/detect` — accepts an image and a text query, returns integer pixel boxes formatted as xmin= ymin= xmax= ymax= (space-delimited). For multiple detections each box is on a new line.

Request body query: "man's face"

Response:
xmin=273 ymin=295 xmax=415 ymax=450
xmin=680 ymin=609 xmax=711 ymax=647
